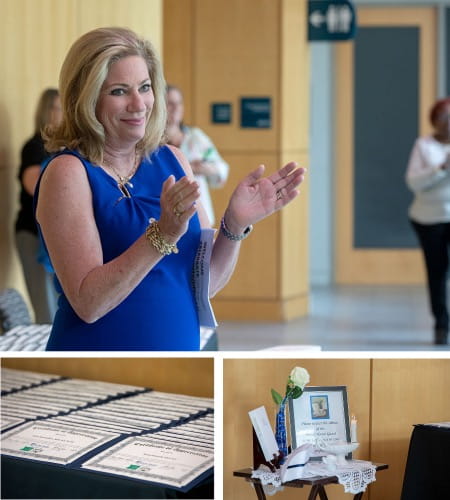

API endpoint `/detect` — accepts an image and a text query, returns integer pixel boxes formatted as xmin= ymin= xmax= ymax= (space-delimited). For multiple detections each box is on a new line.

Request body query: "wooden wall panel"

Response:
xmin=281 ymin=150 xmax=309 ymax=301
xmin=224 ymin=359 xmax=371 ymax=500
xmin=280 ymin=0 xmax=309 ymax=302
xmin=281 ymin=0 xmax=309 ymax=153
xmin=370 ymin=359 xmax=450 ymax=500
xmin=212 ymin=152 xmax=280 ymax=300
xmin=1 ymin=357 xmax=213 ymax=398
xmin=0 ymin=0 xmax=78 ymax=300
xmin=162 ymin=0 xmax=194 ymax=123
xmin=193 ymin=0 xmax=279 ymax=152
xmin=77 ymin=0 xmax=162 ymax=54
xmin=164 ymin=0 xmax=310 ymax=321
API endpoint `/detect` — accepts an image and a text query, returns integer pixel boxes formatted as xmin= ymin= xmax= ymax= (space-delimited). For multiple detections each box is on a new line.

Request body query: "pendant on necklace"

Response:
xmin=105 ymin=153 xmax=139 ymax=203
xmin=117 ymin=180 xmax=132 ymax=199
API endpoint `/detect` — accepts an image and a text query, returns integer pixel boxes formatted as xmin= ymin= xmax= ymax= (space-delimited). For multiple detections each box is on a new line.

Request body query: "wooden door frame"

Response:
xmin=335 ymin=7 xmax=436 ymax=284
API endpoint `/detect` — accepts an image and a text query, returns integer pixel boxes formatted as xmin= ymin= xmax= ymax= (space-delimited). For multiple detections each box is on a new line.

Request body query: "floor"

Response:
xmin=215 ymin=285 xmax=450 ymax=352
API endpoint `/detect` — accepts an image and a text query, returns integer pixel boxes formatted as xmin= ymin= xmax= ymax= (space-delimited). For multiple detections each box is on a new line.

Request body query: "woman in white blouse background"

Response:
xmin=166 ymin=84 xmax=229 ymax=225
xmin=406 ymin=97 xmax=450 ymax=345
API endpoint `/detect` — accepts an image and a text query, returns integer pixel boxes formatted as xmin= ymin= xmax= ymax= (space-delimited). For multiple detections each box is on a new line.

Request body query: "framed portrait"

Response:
xmin=288 ymin=386 xmax=351 ymax=459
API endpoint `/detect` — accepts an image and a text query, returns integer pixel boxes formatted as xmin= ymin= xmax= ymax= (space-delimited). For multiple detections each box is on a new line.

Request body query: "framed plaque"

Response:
xmin=289 ymin=386 xmax=351 ymax=459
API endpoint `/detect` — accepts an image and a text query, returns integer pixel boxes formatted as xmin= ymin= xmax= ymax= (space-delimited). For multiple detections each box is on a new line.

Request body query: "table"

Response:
xmin=2 ymin=456 xmax=213 ymax=499
xmin=401 ymin=423 xmax=450 ymax=499
xmin=234 ymin=463 xmax=388 ymax=500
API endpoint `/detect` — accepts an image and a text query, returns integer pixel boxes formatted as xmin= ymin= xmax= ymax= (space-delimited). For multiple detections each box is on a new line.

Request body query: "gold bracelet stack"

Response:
xmin=145 ymin=218 xmax=179 ymax=255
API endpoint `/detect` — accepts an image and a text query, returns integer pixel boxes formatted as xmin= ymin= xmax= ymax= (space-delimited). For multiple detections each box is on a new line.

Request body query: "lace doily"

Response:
xmin=252 ymin=460 xmax=377 ymax=495
xmin=306 ymin=460 xmax=377 ymax=494
xmin=251 ymin=465 xmax=284 ymax=495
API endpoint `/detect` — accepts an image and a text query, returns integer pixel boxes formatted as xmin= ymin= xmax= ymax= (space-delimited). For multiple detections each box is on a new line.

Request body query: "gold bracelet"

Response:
xmin=145 ymin=218 xmax=179 ymax=255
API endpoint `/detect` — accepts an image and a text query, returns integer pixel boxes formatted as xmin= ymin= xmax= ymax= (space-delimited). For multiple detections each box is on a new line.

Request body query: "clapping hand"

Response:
xmin=159 ymin=175 xmax=200 ymax=242
xmin=224 ymin=162 xmax=306 ymax=232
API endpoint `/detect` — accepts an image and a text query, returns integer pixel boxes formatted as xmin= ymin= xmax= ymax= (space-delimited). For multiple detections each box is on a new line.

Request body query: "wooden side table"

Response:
xmin=233 ymin=463 xmax=388 ymax=500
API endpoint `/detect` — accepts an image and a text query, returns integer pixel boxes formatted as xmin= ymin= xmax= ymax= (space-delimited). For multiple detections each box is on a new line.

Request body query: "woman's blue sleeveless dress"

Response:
xmin=35 ymin=146 xmax=201 ymax=351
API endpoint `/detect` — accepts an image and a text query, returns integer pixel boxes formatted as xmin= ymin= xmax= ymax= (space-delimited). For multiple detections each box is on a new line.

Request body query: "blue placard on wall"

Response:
xmin=211 ymin=103 xmax=232 ymax=124
xmin=240 ymin=97 xmax=271 ymax=128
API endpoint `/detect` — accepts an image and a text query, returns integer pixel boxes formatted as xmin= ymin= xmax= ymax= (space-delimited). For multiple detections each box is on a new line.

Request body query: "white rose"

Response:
xmin=290 ymin=367 xmax=310 ymax=389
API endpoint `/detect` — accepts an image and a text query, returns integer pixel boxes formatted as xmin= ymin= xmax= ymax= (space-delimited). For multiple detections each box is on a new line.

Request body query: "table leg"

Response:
xmin=318 ymin=485 xmax=329 ymax=500
xmin=253 ymin=482 xmax=267 ymax=500
xmin=353 ymin=493 xmax=364 ymax=500
xmin=308 ymin=484 xmax=329 ymax=500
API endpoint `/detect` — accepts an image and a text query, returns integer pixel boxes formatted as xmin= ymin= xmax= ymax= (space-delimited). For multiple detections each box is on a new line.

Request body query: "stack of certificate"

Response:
xmin=1 ymin=368 xmax=214 ymax=492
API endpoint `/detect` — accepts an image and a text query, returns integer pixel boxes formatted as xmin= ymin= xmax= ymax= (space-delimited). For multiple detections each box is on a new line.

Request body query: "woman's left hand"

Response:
xmin=224 ymin=162 xmax=306 ymax=233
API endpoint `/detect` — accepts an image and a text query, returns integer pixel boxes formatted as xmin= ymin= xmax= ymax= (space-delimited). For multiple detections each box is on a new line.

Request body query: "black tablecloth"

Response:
xmin=401 ymin=424 xmax=450 ymax=499
xmin=1 ymin=456 xmax=213 ymax=499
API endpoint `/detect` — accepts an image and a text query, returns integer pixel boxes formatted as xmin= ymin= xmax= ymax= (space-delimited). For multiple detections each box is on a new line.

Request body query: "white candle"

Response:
xmin=350 ymin=415 xmax=358 ymax=443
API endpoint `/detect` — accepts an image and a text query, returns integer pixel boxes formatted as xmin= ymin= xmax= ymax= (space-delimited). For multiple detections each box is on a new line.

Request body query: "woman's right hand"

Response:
xmin=158 ymin=175 xmax=200 ymax=243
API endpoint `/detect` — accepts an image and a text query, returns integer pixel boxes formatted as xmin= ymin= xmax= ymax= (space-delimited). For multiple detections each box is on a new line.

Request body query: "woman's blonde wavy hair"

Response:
xmin=45 ymin=27 xmax=167 ymax=164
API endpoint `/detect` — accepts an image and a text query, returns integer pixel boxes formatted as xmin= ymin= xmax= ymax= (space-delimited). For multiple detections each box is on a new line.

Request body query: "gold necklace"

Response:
xmin=104 ymin=153 xmax=139 ymax=199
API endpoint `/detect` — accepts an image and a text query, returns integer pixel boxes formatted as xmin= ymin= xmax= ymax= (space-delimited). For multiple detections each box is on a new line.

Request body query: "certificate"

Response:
xmin=1 ymin=367 xmax=60 ymax=393
xmin=82 ymin=435 xmax=214 ymax=489
xmin=155 ymin=431 xmax=213 ymax=450
xmin=49 ymin=415 xmax=140 ymax=434
xmin=129 ymin=391 xmax=213 ymax=410
xmin=1 ymin=415 xmax=25 ymax=431
xmin=289 ymin=386 xmax=351 ymax=459
xmin=1 ymin=421 xmax=119 ymax=464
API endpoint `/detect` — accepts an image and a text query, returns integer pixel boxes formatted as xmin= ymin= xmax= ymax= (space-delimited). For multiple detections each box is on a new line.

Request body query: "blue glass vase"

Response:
xmin=275 ymin=398 xmax=288 ymax=461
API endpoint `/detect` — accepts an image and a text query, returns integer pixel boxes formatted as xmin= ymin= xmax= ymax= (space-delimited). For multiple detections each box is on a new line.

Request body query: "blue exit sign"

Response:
xmin=308 ymin=0 xmax=357 ymax=42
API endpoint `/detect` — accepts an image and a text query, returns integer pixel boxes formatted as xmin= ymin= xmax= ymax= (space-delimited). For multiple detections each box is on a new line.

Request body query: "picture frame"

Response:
xmin=288 ymin=386 xmax=352 ymax=460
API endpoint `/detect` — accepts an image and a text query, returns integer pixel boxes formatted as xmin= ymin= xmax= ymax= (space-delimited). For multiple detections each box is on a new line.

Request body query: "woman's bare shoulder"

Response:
xmin=42 ymin=153 xmax=87 ymax=181
xmin=38 ymin=153 xmax=91 ymax=202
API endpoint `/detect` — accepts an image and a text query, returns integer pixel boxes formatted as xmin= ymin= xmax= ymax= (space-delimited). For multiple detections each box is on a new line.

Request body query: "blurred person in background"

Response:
xmin=406 ymin=97 xmax=450 ymax=345
xmin=15 ymin=88 xmax=62 ymax=323
xmin=166 ymin=84 xmax=229 ymax=225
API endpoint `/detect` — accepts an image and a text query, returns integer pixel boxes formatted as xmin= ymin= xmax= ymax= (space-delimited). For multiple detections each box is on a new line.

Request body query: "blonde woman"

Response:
xmin=35 ymin=27 xmax=306 ymax=351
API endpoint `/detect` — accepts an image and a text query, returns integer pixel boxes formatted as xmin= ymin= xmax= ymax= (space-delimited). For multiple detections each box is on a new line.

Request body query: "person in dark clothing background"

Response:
xmin=15 ymin=88 xmax=62 ymax=323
